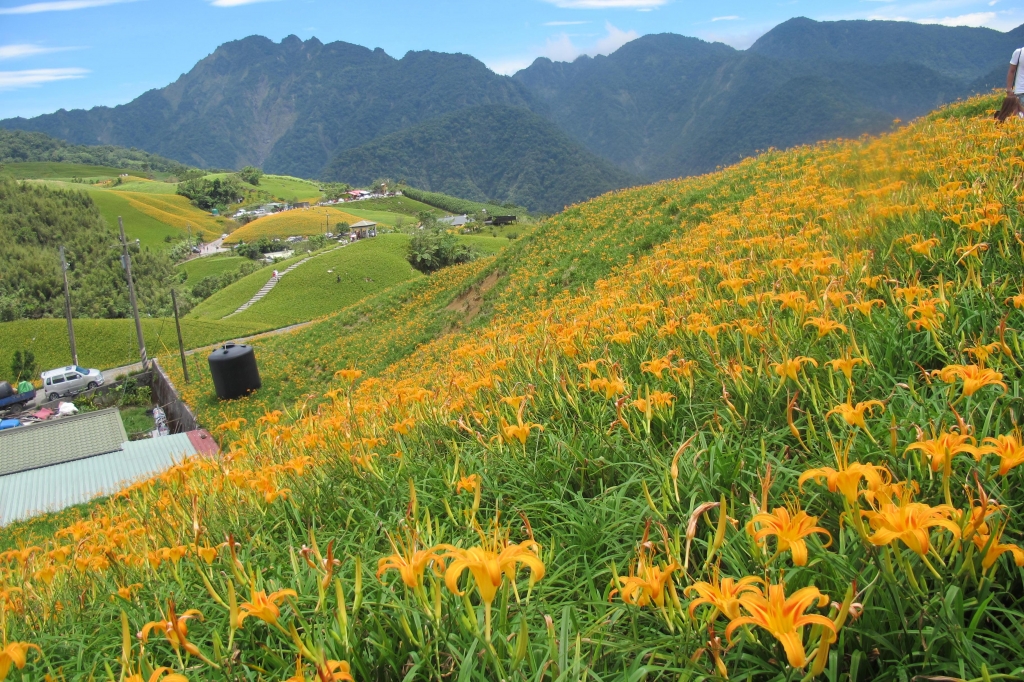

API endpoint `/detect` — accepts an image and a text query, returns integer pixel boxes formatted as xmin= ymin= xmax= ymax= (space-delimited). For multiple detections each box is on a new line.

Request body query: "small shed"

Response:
xmin=438 ymin=214 xmax=469 ymax=228
xmin=349 ymin=220 xmax=377 ymax=240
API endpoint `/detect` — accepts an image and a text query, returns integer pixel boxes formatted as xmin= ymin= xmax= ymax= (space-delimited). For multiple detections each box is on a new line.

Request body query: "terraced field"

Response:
xmin=225 ymin=207 xmax=364 ymax=244
xmin=227 ymin=234 xmax=421 ymax=327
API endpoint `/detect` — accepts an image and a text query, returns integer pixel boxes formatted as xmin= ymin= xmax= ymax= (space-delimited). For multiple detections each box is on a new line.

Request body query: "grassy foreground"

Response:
xmin=4 ymin=96 xmax=1024 ymax=682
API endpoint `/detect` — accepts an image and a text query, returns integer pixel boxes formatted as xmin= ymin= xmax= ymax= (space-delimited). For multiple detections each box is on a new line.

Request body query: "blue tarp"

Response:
xmin=0 ymin=419 xmax=21 ymax=430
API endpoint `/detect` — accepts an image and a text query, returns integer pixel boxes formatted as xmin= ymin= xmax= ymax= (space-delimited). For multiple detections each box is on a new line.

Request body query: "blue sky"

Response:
xmin=1 ymin=0 xmax=1022 ymax=119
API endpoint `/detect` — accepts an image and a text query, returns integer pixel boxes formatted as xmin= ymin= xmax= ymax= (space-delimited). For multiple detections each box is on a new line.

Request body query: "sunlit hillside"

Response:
xmin=3 ymin=95 xmax=1024 ymax=681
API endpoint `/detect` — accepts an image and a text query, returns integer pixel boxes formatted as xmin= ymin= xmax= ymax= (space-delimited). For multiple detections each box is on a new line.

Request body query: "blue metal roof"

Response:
xmin=0 ymin=433 xmax=198 ymax=526
xmin=0 ymin=408 xmax=128 ymax=476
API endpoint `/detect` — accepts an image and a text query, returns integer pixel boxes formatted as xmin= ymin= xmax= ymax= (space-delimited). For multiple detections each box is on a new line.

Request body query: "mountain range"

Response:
xmin=3 ymin=17 xmax=1022 ymax=212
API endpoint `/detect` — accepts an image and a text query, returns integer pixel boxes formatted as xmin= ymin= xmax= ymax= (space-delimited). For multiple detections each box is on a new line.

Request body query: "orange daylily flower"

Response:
xmin=456 ymin=474 xmax=481 ymax=494
xmin=773 ymin=356 xmax=817 ymax=383
xmin=825 ymin=355 xmax=864 ymax=382
xmin=138 ymin=602 xmax=212 ymax=664
xmin=861 ymin=497 xmax=960 ymax=555
xmin=0 ymin=642 xmax=41 ymax=681
xmin=980 ymin=433 xmax=1024 ymax=475
xmin=934 ymin=364 xmax=1007 ymax=397
xmin=725 ymin=583 xmax=835 ymax=669
xmin=804 ymin=316 xmax=847 ymax=338
xmin=317 ymin=660 xmax=355 ymax=681
xmin=746 ymin=506 xmax=831 ymax=566
xmin=686 ymin=573 xmax=763 ymax=621
xmin=826 ymin=400 xmax=885 ymax=431
xmin=442 ymin=517 xmax=545 ymax=639
xmin=905 ymin=430 xmax=981 ymax=476
xmin=334 ymin=368 xmax=364 ymax=383
xmin=845 ymin=298 xmax=886 ymax=318
xmin=799 ymin=461 xmax=891 ymax=504
xmin=501 ymin=417 xmax=544 ymax=444
xmin=377 ymin=532 xmax=448 ymax=590
xmin=237 ymin=587 xmax=298 ymax=627
xmin=126 ymin=668 xmax=189 ymax=682
xmin=612 ymin=545 xmax=679 ymax=615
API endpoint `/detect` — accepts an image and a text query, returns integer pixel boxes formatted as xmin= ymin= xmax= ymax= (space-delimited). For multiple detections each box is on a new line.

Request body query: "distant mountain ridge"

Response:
xmin=0 ymin=35 xmax=532 ymax=178
xmin=514 ymin=18 xmax=1024 ymax=179
xmin=322 ymin=105 xmax=637 ymax=213
xmin=2 ymin=17 xmax=1022 ymax=210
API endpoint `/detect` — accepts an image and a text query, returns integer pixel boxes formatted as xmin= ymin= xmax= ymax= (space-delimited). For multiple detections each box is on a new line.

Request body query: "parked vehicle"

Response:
xmin=41 ymin=366 xmax=103 ymax=402
xmin=0 ymin=380 xmax=35 ymax=413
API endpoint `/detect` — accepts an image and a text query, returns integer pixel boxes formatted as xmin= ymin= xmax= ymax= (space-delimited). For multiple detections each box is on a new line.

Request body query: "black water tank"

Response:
xmin=208 ymin=343 xmax=261 ymax=400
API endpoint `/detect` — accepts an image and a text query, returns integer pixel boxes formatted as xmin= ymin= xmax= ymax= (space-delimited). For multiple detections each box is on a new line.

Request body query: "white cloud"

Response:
xmin=926 ymin=11 xmax=997 ymax=26
xmin=594 ymin=22 xmax=639 ymax=53
xmin=543 ymin=20 xmax=589 ymax=25
xmin=0 ymin=0 xmax=132 ymax=13
xmin=540 ymin=0 xmax=665 ymax=8
xmin=0 ymin=67 xmax=88 ymax=89
xmin=711 ymin=15 xmax=741 ymax=21
xmin=487 ymin=21 xmax=639 ymax=75
xmin=0 ymin=44 xmax=76 ymax=59
xmin=208 ymin=0 xmax=279 ymax=6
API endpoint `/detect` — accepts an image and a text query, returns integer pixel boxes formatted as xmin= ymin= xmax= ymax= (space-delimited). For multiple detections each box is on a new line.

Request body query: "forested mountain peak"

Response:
xmin=748 ymin=17 xmax=1024 ymax=80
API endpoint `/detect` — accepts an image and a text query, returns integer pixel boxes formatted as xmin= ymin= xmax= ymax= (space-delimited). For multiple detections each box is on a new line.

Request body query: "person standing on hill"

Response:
xmin=999 ymin=48 xmax=1024 ymax=121
xmin=1008 ymin=47 xmax=1024 ymax=97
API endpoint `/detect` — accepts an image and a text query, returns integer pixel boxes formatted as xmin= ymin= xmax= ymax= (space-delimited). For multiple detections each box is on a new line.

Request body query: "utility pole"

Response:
xmin=171 ymin=288 xmax=189 ymax=383
xmin=119 ymin=217 xmax=148 ymax=370
xmin=59 ymin=245 xmax=78 ymax=366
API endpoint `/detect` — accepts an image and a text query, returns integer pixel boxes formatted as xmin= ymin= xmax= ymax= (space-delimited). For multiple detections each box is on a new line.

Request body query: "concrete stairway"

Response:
xmin=223 ymin=244 xmax=344 ymax=318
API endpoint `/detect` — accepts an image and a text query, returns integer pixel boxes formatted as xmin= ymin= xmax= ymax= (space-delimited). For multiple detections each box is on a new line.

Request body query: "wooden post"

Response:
xmin=59 ymin=245 xmax=78 ymax=366
xmin=171 ymin=288 xmax=189 ymax=383
xmin=119 ymin=217 xmax=148 ymax=370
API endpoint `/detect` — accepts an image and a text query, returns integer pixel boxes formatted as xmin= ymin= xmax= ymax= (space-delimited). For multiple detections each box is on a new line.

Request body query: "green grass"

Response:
xmin=341 ymin=195 xmax=442 ymax=217
xmin=83 ymin=187 xmax=187 ymax=248
xmin=208 ymin=173 xmax=323 ymax=204
xmin=229 ymin=234 xmax=421 ymax=327
xmin=0 ymin=317 xmax=266 ymax=374
xmin=457 ymin=234 xmax=511 ymax=255
xmin=109 ymin=179 xmax=178 ymax=194
xmin=188 ymin=253 xmax=309 ymax=320
xmin=120 ymin=406 xmax=155 ymax=438
xmin=177 ymin=254 xmax=250 ymax=282
xmin=339 ymin=207 xmax=411 ymax=227
xmin=3 ymin=161 xmax=128 ymax=179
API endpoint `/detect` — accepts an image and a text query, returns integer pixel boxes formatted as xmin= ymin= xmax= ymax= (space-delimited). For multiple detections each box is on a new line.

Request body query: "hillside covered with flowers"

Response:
xmin=2 ymin=95 xmax=1024 ymax=681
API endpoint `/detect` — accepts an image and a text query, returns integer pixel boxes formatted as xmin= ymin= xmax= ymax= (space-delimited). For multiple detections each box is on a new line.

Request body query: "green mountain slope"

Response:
xmin=2 ymin=18 xmax=1020 ymax=203
xmin=747 ymin=16 xmax=1024 ymax=81
xmin=322 ymin=106 xmax=637 ymax=213
xmin=0 ymin=176 xmax=178 ymax=321
xmin=513 ymin=19 xmax=1021 ymax=179
xmin=0 ymin=36 xmax=531 ymax=179
xmin=0 ymin=128 xmax=191 ymax=176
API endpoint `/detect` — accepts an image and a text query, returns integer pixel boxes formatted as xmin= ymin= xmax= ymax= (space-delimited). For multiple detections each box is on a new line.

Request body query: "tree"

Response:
xmin=177 ymin=176 xmax=246 ymax=210
xmin=407 ymin=228 xmax=476 ymax=274
xmin=238 ymin=166 xmax=264 ymax=186
xmin=10 ymin=350 xmax=36 ymax=383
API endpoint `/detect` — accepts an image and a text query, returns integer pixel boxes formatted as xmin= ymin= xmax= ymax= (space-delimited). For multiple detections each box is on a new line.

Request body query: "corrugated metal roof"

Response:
xmin=0 ymin=433 xmax=198 ymax=526
xmin=0 ymin=408 xmax=128 ymax=476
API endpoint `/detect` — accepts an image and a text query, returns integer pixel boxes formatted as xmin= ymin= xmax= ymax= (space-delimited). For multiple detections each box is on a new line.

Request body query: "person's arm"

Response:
xmin=1008 ymin=63 xmax=1017 ymax=94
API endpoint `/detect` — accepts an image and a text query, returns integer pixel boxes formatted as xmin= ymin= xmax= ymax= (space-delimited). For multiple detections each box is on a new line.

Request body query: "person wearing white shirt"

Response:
xmin=1007 ymin=48 xmax=1024 ymax=95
